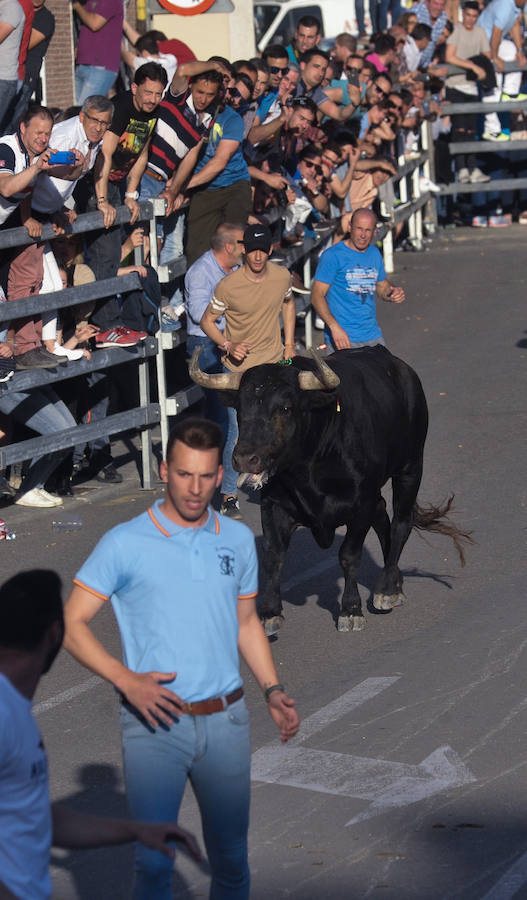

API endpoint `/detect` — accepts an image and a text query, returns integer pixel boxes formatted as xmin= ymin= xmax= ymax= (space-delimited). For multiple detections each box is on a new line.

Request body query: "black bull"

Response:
xmin=190 ymin=346 xmax=472 ymax=635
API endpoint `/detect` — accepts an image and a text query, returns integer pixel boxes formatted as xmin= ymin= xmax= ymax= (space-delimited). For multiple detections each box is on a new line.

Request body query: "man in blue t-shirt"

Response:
xmin=312 ymin=208 xmax=405 ymax=349
xmin=184 ymin=101 xmax=252 ymax=265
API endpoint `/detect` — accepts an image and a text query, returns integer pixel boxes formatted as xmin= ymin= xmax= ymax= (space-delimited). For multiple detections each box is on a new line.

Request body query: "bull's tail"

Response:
xmin=413 ymin=495 xmax=474 ymax=567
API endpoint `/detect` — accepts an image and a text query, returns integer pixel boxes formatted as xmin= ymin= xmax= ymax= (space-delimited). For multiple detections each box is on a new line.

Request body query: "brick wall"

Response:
xmin=44 ymin=1 xmax=75 ymax=110
xmin=43 ymin=1 xmax=139 ymax=111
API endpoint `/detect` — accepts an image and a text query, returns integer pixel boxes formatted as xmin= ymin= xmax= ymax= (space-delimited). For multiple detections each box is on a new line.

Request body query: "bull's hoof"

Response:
xmin=263 ymin=615 xmax=284 ymax=636
xmin=337 ymin=615 xmax=351 ymax=632
xmin=373 ymin=592 xmax=406 ymax=611
xmin=337 ymin=615 xmax=365 ymax=632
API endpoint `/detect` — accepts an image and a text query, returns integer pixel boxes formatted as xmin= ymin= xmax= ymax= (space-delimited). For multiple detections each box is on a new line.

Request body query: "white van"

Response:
xmin=254 ymin=0 xmax=372 ymax=53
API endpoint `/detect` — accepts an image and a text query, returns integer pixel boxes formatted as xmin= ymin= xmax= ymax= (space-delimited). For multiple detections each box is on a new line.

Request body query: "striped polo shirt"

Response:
xmin=74 ymin=500 xmax=258 ymax=702
xmin=147 ymin=86 xmax=215 ymax=181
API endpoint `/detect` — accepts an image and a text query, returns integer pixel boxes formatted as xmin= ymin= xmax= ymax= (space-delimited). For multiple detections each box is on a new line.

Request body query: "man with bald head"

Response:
xmin=311 ymin=208 xmax=405 ymax=350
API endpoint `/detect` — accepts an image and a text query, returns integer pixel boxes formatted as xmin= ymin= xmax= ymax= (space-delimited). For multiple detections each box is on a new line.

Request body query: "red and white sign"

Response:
xmin=157 ymin=0 xmax=216 ymax=15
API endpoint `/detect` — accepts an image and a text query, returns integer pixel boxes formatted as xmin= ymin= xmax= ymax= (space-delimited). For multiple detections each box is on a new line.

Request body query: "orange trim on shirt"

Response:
xmin=213 ymin=512 xmax=220 ymax=534
xmin=148 ymin=506 xmax=171 ymax=537
xmin=238 ymin=591 xmax=258 ymax=600
xmin=72 ymin=578 xmax=110 ymax=602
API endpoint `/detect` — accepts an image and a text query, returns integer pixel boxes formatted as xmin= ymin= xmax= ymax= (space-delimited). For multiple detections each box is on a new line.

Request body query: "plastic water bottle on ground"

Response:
xmin=0 ymin=518 xmax=16 ymax=540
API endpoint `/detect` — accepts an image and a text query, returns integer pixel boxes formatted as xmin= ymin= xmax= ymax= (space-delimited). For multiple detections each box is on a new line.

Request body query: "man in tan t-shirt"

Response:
xmin=200 ymin=223 xmax=295 ymax=518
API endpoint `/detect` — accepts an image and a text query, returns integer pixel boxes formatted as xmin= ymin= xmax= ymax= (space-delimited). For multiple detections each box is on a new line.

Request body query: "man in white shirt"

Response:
xmin=32 ymin=95 xmax=114 ymax=218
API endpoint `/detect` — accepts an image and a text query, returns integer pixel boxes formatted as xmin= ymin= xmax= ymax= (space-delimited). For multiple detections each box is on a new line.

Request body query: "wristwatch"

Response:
xmin=125 ymin=190 xmax=139 ymax=200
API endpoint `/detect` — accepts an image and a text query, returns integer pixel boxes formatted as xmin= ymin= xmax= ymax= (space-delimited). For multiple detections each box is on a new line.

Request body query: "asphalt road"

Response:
xmin=1 ymin=225 xmax=526 ymax=899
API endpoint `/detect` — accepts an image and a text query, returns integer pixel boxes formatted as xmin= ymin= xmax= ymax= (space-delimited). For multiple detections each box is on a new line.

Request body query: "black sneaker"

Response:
xmin=220 ymin=495 xmax=243 ymax=519
xmin=16 ymin=348 xmax=67 ymax=370
xmin=0 ymin=474 xmax=16 ymax=497
xmin=0 ymin=356 xmax=16 ymax=382
xmin=96 ymin=463 xmax=123 ymax=484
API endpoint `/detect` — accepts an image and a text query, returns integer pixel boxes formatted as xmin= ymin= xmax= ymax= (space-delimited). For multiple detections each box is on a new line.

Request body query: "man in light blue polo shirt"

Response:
xmin=311 ymin=208 xmax=405 ymax=349
xmin=64 ymin=417 xmax=300 ymax=900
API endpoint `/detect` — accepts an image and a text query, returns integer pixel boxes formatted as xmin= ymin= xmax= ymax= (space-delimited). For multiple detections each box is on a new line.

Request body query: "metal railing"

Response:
xmin=0 ymin=201 xmax=161 ymax=489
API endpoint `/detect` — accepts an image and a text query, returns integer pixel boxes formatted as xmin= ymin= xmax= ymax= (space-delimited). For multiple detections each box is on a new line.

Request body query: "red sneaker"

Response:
xmin=95 ymin=327 xmax=148 ymax=348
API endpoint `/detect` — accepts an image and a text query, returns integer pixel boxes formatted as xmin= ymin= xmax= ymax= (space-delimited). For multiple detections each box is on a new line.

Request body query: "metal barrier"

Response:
xmin=0 ymin=200 xmax=161 ymax=489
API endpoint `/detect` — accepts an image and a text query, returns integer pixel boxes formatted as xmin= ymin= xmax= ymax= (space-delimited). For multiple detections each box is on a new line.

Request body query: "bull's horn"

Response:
xmin=188 ymin=347 xmax=243 ymax=390
xmin=298 ymin=349 xmax=340 ymax=391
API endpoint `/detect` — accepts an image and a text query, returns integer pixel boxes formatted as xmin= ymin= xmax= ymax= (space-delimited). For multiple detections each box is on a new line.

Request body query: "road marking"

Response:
xmin=480 ymin=851 xmax=527 ymax=900
xmin=34 ymin=556 xmax=342 ymax=717
xmin=294 ymin=677 xmax=401 ymax=745
xmin=251 ymin=678 xmax=476 ymax=825
xmin=34 ymin=676 xmax=102 ymax=715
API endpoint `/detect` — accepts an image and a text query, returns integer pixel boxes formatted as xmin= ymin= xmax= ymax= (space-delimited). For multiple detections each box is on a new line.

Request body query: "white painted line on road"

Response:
xmin=295 ymin=677 xmax=401 ymax=745
xmin=252 ymin=679 xmax=476 ymax=825
xmin=480 ymin=851 xmax=527 ymax=900
xmin=34 ymin=557 xmax=342 ymax=716
xmin=34 ymin=675 xmax=102 ymax=715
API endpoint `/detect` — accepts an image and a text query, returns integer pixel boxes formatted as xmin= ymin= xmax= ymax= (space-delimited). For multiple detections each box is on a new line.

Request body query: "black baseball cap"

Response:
xmin=242 ymin=224 xmax=272 ymax=254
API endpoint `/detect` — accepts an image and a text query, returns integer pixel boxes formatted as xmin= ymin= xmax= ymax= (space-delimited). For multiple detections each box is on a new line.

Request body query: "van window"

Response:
xmin=266 ymin=6 xmax=324 ymax=47
xmin=254 ymin=4 xmax=281 ymax=45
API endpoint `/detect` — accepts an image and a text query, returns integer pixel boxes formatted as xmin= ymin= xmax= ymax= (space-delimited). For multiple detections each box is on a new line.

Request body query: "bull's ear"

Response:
xmin=219 ymin=390 xmax=239 ymax=408
xmin=300 ymin=390 xmax=338 ymax=410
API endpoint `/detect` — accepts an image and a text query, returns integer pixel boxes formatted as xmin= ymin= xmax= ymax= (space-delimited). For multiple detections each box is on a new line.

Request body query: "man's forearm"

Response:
xmin=311 ymin=283 xmax=336 ymax=328
xmin=187 ymin=156 xmax=227 ymax=190
xmin=238 ymin=609 xmax=280 ymax=692
xmin=282 ymin=297 xmax=296 ymax=348
xmin=52 ymin=804 xmax=138 ymax=850
xmin=0 ymin=166 xmax=38 ymax=199
xmin=248 ymin=114 xmax=284 ymax=145
xmin=200 ymin=311 xmax=226 ymax=346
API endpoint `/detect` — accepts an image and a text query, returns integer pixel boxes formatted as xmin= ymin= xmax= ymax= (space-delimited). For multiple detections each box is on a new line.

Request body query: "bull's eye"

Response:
xmin=282 ymin=406 xmax=291 ymax=413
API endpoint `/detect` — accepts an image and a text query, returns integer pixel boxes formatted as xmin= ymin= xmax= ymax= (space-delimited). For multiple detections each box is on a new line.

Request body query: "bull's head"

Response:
xmin=189 ymin=349 xmax=340 ymax=478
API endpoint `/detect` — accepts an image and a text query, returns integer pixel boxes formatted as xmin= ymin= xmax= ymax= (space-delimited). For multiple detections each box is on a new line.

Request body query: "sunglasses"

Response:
xmin=228 ymin=87 xmax=243 ymax=100
xmin=345 ymin=66 xmax=362 ymax=74
xmin=304 ymin=160 xmax=323 ymax=174
xmin=374 ymin=85 xmax=389 ymax=97
xmin=322 ymin=154 xmax=338 ymax=167
xmin=269 ymin=65 xmax=289 ymax=75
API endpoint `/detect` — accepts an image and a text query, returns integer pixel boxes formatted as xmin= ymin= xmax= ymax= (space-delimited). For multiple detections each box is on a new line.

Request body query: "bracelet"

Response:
xmin=220 ymin=339 xmax=232 ymax=351
xmin=264 ymin=684 xmax=285 ymax=702
xmin=96 ymin=197 xmax=107 ymax=204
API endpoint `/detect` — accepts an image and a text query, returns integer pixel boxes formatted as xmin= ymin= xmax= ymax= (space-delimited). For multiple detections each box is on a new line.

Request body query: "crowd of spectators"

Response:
xmin=0 ymin=0 xmax=526 ymax=507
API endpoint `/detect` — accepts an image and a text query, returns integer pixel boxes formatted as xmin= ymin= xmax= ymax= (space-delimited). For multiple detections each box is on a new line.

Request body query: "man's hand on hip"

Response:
xmin=121 ymin=671 xmax=184 ymax=728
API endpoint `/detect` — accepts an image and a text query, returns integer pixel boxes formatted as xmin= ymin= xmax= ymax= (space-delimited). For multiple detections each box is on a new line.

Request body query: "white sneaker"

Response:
xmin=38 ymin=488 xmax=63 ymax=506
xmin=52 ymin=342 xmax=84 ymax=361
xmin=419 ymin=176 xmax=441 ymax=194
xmin=469 ymin=167 xmax=491 ymax=183
xmin=15 ymin=487 xmax=62 ymax=508
xmin=458 ymin=167 xmax=470 ymax=183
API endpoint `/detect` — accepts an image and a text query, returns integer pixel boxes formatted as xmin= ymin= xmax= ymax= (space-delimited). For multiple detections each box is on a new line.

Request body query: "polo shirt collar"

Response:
xmin=148 ymin=499 xmax=220 ymax=537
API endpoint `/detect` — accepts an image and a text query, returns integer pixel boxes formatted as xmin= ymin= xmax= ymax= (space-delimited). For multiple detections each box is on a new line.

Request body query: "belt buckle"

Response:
xmin=221 ymin=694 xmax=228 ymax=711
xmin=186 ymin=701 xmax=193 ymax=715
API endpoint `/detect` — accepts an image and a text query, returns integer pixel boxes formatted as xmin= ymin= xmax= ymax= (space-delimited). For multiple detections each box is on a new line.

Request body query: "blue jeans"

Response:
xmin=120 ymin=698 xmax=251 ymax=900
xmin=0 ymin=385 xmax=76 ymax=492
xmin=75 ymin=64 xmax=117 ymax=104
xmin=221 ymin=385 xmax=239 ymax=496
xmin=186 ymin=335 xmax=229 ymax=442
